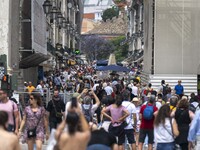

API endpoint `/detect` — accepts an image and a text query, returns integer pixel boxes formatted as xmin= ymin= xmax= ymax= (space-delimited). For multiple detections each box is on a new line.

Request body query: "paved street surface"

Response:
xmin=20 ymin=143 xmax=47 ymax=150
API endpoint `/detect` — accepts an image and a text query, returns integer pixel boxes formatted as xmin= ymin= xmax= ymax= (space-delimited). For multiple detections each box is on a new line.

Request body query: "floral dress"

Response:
xmin=22 ymin=106 xmax=46 ymax=143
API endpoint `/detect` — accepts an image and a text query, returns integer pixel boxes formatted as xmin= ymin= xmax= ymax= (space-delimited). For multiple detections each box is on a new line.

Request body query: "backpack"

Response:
xmin=81 ymin=104 xmax=93 ymax=122
xmin=162 ymin=85 xmax=168 ymax=96
xmin=143 ymin=104 xmax=154 ymax=120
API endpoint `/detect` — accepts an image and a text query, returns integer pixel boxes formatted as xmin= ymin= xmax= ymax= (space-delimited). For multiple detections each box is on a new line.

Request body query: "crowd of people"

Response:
xmin=0 ymin=65 xmax=200 ymax=150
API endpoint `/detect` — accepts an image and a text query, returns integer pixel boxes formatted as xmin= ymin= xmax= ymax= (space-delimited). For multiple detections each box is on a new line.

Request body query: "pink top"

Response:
xmin=106 ymin=104 xmax=126 ymax=127
xmin=0 ymin=100 xmax=18 ymax=125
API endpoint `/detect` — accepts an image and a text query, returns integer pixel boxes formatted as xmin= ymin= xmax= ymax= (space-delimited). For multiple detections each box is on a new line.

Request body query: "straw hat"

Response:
xmin=132 ymin=97 xmax=139 ymax=102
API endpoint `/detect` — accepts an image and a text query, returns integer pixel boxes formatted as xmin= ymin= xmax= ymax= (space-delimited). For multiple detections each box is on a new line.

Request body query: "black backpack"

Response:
xmin=81 ymin=104 xmax=93 ymax=122
xmin=162 ymin=85 xmax=168 ymax=96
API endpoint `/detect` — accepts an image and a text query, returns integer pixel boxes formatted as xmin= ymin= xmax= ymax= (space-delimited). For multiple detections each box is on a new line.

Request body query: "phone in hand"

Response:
xmin=71 ymin=97 xmax=77 ymax=108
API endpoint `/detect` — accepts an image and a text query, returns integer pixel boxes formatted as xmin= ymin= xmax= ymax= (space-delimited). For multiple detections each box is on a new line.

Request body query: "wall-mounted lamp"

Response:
xmin=57 ymin=11 xmax=63 ymax=25
xmin=51 ymin=6 xmax=58 ymax=20
xmin=42 ymin=0 xmax=52 ymax=14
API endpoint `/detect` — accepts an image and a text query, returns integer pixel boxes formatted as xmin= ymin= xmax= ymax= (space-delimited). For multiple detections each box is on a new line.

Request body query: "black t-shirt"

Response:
xmin=88 ymin=128 xmax=116 ymax=147
xmin=46 ymin=99 xmax=65 ymax=121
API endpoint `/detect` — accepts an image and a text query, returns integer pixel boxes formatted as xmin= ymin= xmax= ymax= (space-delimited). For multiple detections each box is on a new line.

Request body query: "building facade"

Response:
xmin=0 ymin=0 xmax=83 ymax=90
xmin=84 ymin=0 xmax=114 ymax=21
xmin=125 ymin=0 xmax=143 ymax=65
xmin=142 ymin=0 xmax=200 ymax=95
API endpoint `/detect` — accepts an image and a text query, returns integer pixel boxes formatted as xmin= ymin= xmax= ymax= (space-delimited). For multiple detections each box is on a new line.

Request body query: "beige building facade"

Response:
xmin=144 ymin=0 xmax=200 ymax=74
xmin=143 ymin=0 xmax=200 ymax=95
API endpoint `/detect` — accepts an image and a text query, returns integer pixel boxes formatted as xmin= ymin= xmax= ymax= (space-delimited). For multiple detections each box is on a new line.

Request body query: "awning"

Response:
xmin=19 ymin=53 xmax=50 ymax=69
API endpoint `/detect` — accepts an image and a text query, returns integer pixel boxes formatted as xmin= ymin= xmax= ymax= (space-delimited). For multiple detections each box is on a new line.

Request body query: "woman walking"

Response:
xmin=154 ymin=104 xmax=179 ymax=150
xmin=174 ymin=98 xmax=194 ymax=150
xmin=18 ymin=91 xmax=49 ymax=150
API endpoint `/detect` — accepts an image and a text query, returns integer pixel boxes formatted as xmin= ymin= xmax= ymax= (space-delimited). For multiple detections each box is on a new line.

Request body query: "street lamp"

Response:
xmin=42 ymin=0 xmax=52 ymax=14
xmin=57 ymin=10 xmax=63 ymax=25
xmin=76 ymin=5 xmax=79 ymax=12
xmin=51 ymin=6 xmax=58 ymax=20
xmin=62 ymin=18 xmax=67 ymax=28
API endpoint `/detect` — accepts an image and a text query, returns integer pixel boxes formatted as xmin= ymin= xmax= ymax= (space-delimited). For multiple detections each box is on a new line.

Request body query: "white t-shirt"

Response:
xmin=131 ymin=86 xmax=138 ymax=96
xmin=156 ymin=101 xmax=162 ymax=109
xmin=36 ymin=84 xmax=44 ymax=96
xmin=92 ymin=83 xmax=99 ymax=91
xmin=104 ymin=86 xmax=113 ymax=95
xmin=154 ymin=118 xmax=174 ymax=143
xmin=122 ymin=101 xmax=137 ymax=129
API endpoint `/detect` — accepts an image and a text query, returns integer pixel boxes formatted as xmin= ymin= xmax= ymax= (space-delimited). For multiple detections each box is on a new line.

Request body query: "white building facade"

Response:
xmin=142 ymin=0 xmax=200 ymax=95
xmin=84 ymin=0 xmax=114 ymax=21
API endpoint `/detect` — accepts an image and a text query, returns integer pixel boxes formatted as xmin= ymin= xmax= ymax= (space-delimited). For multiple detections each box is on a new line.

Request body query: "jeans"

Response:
xmin=157 ymin=142 xmax=175 ymax=150
xmin=87 ymin=144 xmax=111 ymax=150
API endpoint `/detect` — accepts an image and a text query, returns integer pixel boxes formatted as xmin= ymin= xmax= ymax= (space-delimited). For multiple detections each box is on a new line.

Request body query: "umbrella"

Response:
xmin=97 ymin=65 xmax=130 ymax=72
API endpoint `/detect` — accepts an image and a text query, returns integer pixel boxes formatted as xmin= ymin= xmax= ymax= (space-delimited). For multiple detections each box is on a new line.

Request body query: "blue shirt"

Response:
xmin=188 ymin=110 xmax=200 ymax=142
xmin=174 ymin=85 xmax=184 ymax=95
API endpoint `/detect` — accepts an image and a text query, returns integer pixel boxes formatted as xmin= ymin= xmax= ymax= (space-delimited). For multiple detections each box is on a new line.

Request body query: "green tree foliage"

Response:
xmin=102 ymin=7 xmax=119 ymax=22
xmin=111 ymin=36 xmax=129 ymax=62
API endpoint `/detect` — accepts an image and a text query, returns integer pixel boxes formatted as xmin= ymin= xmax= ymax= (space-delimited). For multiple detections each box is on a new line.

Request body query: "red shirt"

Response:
xmin=140 ymin=103 xmax=158 ymax=129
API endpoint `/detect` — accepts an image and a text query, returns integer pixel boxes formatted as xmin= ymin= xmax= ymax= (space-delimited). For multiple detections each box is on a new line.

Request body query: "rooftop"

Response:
xmin=86 ymin=15 xmax=128 ymax=35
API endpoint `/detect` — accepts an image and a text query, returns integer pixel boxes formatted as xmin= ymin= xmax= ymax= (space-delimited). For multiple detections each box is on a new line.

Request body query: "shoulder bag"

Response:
xmin=52 ymin=100 xmax=63 ymax=118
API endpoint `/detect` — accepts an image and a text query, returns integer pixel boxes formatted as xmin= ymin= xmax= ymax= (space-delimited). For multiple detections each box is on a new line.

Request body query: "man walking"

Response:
xmin=122 ymin=90 xmax=137 ymax=150
xmin=46 ymin=89 xmax=65 ymax=131
xmin=0 ymin=89 xmax=19 ymax=134
xmin=138 ymin=95 xmax=158 ymax=150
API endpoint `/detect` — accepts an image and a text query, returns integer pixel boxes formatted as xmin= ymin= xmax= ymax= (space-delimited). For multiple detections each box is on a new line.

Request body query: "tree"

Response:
xmin=101 ymin=7 xmax=119 ymax=22
xmin=81 ymin=35 xmax=115 ymax=62
xmin=110 ymin=36 xmax=129 ymax=62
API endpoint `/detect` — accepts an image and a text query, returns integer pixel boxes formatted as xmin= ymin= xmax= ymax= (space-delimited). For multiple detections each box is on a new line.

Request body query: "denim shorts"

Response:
xmin=156 ymin=142 xmax=175 ymax=150
xmin=87 ymin=144 xmax=111 ymax=150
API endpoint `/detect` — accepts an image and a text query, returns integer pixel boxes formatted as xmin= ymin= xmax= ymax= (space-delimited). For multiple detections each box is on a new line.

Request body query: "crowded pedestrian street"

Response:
xmin=1 ymin=0 xmax=200 ymax=150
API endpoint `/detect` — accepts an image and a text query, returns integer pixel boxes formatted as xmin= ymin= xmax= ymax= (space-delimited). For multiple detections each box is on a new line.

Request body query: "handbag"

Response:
xmin=56 ymin=112 xmax=63 ymax=118
xmin=52 ymin=100 xmax=63 ymax=119
xmin=27 ymin=127 xmax=37 ymax=138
